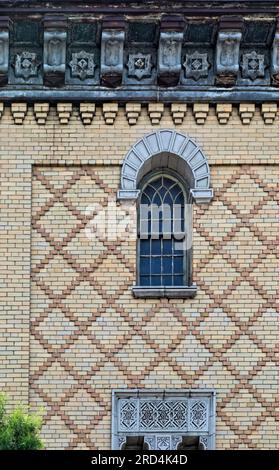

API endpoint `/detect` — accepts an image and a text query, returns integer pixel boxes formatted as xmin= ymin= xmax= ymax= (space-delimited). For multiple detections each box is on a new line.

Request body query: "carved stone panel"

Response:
xmin=144 ymin=436 xmax=156 ymax=450
xmin=189 ymin=399 xmax=209 ymax=431
xmin=127 ymin=53 xmax=153 ymax=80
xmin=0 ymin=14 xmax=278 ymax=95
xmin=183 ymin=51 xmax=210 ymax=81
xmin=138 ymin=400 xmax=189 ymax=431
xmin=13 ymin=51 xmax=40 ymax=80
xmin=101 ymin=30 xmax=124 ymax=87
xmin=158 ymin=31 xmax=183 ymax=86
xmin=241 ymin=50 xmax=266 ymax=81
xmin=216 ymin=31 xmax=242 ymax=86
xmin=43 ymin=17 xmax=67 ymax=86
xmin=66 ymin=21 xmax=99 ymax=85
xmin=271 ymin=31 xmax=279 ymax=86
xmin=44 ymin=32 xmax=66 ymax=76
xmin=156 ymin=436 xmax=172 ymax=450
xmin=118 ymin=398 xmax=198 ymax=432
xmin=69 ymin=50 xmax=96 ymax=81
xmin=10 ymin=20 xmax=43 ymax=85
xmin=112 ymin=390 xmax=216 ymax=450
xmin=0 ymin=17 xmax=10 ymax=86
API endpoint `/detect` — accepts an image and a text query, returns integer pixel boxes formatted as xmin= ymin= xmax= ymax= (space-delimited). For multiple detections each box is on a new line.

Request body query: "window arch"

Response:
xmin=138 ymin=171 xmax=192 ymax=289
xmin=117 ymin=129 xmax=213 ymax=204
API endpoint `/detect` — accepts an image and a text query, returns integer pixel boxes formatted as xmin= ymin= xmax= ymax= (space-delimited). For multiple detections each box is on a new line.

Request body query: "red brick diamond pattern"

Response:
xmin=30 ymin=165 xmax=279 ymax=449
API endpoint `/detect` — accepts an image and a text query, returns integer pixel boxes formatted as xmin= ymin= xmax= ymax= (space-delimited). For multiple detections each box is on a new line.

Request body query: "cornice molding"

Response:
xmin=0 ymin=12 xmax=278 ymax=100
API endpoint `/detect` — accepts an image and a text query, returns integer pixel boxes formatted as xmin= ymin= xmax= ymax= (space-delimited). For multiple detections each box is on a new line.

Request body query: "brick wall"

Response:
xmin=0 ymin=103 xmax=278 ymax=449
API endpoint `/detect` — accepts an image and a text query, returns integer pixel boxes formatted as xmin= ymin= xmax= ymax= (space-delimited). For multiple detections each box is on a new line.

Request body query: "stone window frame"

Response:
xmin=111 ymin=389 xmax=216 ymax=450
xmin=117 ymin=129 xmax=214 ymax=298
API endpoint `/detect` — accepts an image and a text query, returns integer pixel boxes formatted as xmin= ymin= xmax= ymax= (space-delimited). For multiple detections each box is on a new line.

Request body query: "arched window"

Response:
xmin=118 ymin=130 xmax=213 ymax=297
xmin=138 ymin=172 xmax=192 ymax=288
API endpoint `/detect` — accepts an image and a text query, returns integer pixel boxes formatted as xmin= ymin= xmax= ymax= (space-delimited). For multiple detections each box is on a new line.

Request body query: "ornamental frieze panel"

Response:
xmin=241 ymin=51 xmax=266 ymax=81
xmin=183 ymin=51 xmax=210 ymax=81
xmin=118 ymin=398 xmax=209 ymax=433
xmin=0 ymin=15 xmax=279 ymax=92
xmin=112 ymin=390 xmax=215 ymax=450
xmin=126 ymin=53 xmax=153 ymax=80
xmin=13 ymin=51 xmax=41 ymax=80
xmin=69 ymin=50 xmax=96 ymax=81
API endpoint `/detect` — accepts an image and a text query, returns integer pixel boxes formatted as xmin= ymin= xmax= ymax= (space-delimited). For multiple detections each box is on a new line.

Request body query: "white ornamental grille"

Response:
xmin=118 ymin=398 xmax=209 ymax=433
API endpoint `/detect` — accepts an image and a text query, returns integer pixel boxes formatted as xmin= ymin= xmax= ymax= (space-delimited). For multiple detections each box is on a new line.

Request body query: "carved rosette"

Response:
xmin=183 ymin=51 xmax=210 ymax=81
xmin=241 ymin=51 xmax=266 ymax=80
xmin=14 ymin=51 xmax=40 ymax=80
xmin=69 ymin=51 xmax=96 ymax=81
xmin=127 ymin=53 xmax=153 ymax=80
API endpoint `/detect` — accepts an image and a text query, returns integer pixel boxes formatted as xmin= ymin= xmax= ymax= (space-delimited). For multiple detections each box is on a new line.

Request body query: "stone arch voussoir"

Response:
xmin=117 ymin=129 xmax=213 ymax=203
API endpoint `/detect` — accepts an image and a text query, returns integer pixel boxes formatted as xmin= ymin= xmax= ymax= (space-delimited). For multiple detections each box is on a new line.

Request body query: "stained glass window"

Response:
xmin=138 ymin=173 xmax=191 ymax=287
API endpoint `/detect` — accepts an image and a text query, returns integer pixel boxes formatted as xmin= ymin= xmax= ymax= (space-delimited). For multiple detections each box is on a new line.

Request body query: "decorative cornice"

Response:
xmin=0 ymin=13 xmax=278 ymax=102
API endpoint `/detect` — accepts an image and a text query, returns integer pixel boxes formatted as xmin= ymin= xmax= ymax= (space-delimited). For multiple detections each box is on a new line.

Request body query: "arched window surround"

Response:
xmin=117 ymin=130 xmax=214 ymax=298
xmin=117 ymin=129 xmax=213 ymax=204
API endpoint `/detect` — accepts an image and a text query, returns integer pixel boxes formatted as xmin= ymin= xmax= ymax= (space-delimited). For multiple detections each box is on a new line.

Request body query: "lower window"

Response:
xmin=112 ymin=389 xmax=216 ymax=450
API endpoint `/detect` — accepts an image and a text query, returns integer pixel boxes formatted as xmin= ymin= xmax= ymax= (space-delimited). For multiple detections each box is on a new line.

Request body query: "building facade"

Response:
xmin=0 ymin=1 xmax=278 ymax=449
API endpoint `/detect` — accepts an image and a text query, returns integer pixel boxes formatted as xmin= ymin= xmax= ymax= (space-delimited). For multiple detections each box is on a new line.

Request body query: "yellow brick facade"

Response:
xmin=0 ymin=103 xmax=278 ymax=449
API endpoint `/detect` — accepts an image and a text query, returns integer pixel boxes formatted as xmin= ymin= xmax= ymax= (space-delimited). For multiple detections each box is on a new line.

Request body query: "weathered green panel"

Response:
xmin=244 ymin=22 xmax=271 ymax=44
xmin=185 ymin=23 xmax=214 ymax=44
xmin=70 ymin=22 xmax=97 ymax=44
xmin=14 ymin=21 xmax=40 ymax=44
xmin=127 ymin=22 xmax=157 ymax=44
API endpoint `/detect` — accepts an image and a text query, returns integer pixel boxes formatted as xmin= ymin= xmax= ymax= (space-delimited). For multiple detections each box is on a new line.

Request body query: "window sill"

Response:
xmin=132 ymin=285 xmax=198 ymax=299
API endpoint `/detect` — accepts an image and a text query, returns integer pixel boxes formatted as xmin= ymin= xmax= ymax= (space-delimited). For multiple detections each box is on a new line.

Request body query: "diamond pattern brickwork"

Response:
xmin=30 ymin=164 xmax=279 ymax=450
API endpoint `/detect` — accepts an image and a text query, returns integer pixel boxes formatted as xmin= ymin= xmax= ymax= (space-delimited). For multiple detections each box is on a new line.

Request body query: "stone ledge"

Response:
xmin=117 ymin=189 xmax=140 ymax=200
xmin=190 ymin=188 xmax=214 ymax=204
xmin=132 ymin=285 xmax=198 ymax=299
